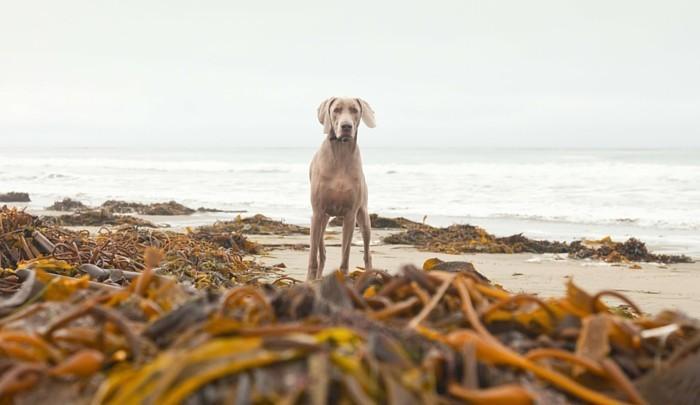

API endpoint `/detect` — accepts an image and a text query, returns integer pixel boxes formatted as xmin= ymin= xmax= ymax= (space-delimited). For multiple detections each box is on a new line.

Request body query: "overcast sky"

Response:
xmin=1 ymin=0 xmax=698 ymax=148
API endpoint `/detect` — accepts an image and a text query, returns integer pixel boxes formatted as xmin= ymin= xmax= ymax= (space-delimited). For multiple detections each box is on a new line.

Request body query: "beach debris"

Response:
xmin=188 ymin=223 xmax=263 ymax=254
xmin=1 ymin=253 xmax=698 ymax=404
xmin=195 ymin=207 xmax=246 ymax=213
xmin=385 ymin=223 xmax=570 ymax=254
xmin=0 ymin=192 xmax=30 ymax=202
xmin=0 ymin=206 xmax=270 ymax=288
xmin=206 ymin=214 xmax=310 ymax=235
xmin=100 ymin=200 xmax=195 ymax=215
xmin=329 ymin=213 xmax=422 ymax=228
xmin=46 ymin=209 xmax=157 ymax=228
xmin=422 ymin=257 xmax=490 ymax=282
xmin=385 ymin=223 xmax=692 ymax=264
xmin=45 ymin=198 xmax=89 ymax=212
xmin=569 ymin=237 xmax=692 ymax=264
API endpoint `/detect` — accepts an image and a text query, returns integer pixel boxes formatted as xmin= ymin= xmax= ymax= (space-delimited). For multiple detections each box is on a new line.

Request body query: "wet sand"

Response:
xmin=249 ymin=228 xmax=700 ymax=317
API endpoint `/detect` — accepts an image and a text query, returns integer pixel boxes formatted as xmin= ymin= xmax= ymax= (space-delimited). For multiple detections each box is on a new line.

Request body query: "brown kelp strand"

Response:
xmin=1 ymin=256 xmax=699 ymax=404
xmin=384 ymin=223 xmax=692 ymax=263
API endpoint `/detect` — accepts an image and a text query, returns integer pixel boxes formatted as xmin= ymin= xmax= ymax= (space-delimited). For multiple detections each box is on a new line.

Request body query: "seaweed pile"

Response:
xmin=384 ymin=223 xmax=692 ymax=264
xmin=385 ymin=223 xmax=569 ymax=254
xmin=569 ymin=237 xmax=692 ymax=264
xmin=1 ymin=253 xmax=699 ymax=404
xmin=0 ymin=206 xmax=268 ymax=289
xmin=329 ymin=214 xmax=421 ymax=228
xmin=100 ymin=200 xmax=196 ymax=216
xmin=46 ymin=198 xmax=88 ymax=212
xmin=207 ymin=214 xmax=310 ymax=235
xmin=0 ymin=192 xmax=30 ymax=203
xmin=47 ymin=210 xmax=157 ymax=228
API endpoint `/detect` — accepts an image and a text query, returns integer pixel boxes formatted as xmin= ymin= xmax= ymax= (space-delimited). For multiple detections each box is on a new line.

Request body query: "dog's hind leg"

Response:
xmin=357 ymin=207 xmax=373 ymax=271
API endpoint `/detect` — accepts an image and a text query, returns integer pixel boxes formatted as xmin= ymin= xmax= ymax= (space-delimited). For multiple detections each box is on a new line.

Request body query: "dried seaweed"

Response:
xmin=1 ymin=256 xmax=698 ymax=404
xmin=385 ymin=223 xmax=692 ymax=263
xmin=100 ymin=200 xmax=195 ymax=215
xmin=47 ymin=210 xmax=157 ymax=228
xmin=569 ymin=237 xmax=692 ymax=264
xmin=205 ymin=214 xmax=309 ymax=235
xmin=0 ymin=192 xmax=30 ymax=202
xmin=329 ymin=213 xmax=422 ymax=228
xmin=2 ymin=206 xmax=699 ymax=404
xmin=0 ymin=206 xmax=270 ymax=289
xmin=46 ymin=198 xmax=89 ymax=212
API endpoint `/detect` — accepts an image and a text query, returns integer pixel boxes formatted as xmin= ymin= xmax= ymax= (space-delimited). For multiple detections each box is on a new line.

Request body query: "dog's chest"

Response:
xmin=318 ymin=174 xmax=360 ymax=215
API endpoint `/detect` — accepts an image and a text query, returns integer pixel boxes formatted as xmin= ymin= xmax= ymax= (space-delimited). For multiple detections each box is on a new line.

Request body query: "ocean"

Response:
xmin=2 ymin=147 xmax=699 ymax=257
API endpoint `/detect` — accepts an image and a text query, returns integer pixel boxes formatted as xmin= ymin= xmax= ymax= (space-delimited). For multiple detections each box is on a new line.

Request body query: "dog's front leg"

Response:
xmin=307 ymin=212 xmax=323 ymax=280
xmin=317 ymin=215 xmax=329 ymax=277
xmin=357 ymin=207 xmax=373 ymax=271
xmin=339 ymin=212 xmax=356 ymax=274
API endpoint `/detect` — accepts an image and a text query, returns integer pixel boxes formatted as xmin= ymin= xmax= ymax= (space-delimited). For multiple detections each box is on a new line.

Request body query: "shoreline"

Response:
xmin=247 ymin=230 xmax=700 ymax=317
xmin=17 ymin=203 xmax=700 ymax=258
xmin=9 ymin=205 xmax=700 ymax=316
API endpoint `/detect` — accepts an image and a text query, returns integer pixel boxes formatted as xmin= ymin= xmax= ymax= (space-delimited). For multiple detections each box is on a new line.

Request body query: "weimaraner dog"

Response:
xmin=307 ymin=97 xmax=376 ymax=280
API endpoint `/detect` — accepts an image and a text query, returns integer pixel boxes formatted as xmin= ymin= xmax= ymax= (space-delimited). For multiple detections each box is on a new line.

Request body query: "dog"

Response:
xmin=307 ymin=97 xmax=376 ymax=280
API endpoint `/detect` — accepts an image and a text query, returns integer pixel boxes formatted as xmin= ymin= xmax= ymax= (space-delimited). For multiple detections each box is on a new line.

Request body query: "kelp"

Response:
xmin=100 ymin=200 xmax=195 ymax=216
xmin=203 ymin=214 xmax=310 ymax=235
xmin=329 ymin=213 xmax=422 ymax=228
xmin=2 ymin=206 xmax=699 ymax=403
xmin=47 ymin=210 xmax=157 ymax=228
xmin=1 ymin=253 xmax=699 ymax=404
xmin=0 ymin=206 xmax=269 ymax=289
xmin=46 ymin=198 xmax=89 ymax=212
xmin=385 ymin=223 xmax=692 ymax=263
xmin=569 ymin=237 xmax=692 ymax=264
xmin=49 ymin=199 xmax=233 ymax=216
xmin=188 ymin=225 xmax=263 ymax=254
xmin=384 ymin=223 xmax=569 ymax=254
xmin=0 ymin=193 xmax=30 ymax=203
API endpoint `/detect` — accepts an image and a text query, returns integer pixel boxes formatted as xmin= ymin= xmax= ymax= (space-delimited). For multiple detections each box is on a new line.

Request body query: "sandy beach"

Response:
xmin=16 ymin=205 xmax=697 ymax=317
xmin=248 ymin=227 xmax=700 ymax=317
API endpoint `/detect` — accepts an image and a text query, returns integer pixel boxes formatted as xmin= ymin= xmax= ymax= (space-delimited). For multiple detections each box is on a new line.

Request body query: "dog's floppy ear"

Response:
xmin=317 ymin=97 xmax=336 ymax=134
xmin=356 ymin=98 xmax=376 ymax=128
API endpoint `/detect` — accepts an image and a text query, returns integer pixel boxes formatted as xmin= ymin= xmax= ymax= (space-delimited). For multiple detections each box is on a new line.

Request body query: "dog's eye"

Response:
xmin=349 ymin=108 xmax=358 ymax=113
xmin=333 ymin=108 xmax=342 ymax=113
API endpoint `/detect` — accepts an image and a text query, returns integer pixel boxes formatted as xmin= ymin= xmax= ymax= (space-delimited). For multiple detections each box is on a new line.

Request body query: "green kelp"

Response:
xmin=205 ymin=214 xmax=310 ymax=235
xmin=1 ymin=256 xmax=699 ymax=404
xmin=46 ymin=198 xmax=89 ymax=212
xmin=384 ymin=223 xmax=692 ymax=263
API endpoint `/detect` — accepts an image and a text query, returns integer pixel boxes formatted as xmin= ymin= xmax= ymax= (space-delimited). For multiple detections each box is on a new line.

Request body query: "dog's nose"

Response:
xmin=341 ymin=124 xmax=353 ymax=131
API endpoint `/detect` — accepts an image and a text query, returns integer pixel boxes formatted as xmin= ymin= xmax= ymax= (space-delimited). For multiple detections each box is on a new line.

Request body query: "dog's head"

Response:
xmin=317 ymin=97 xmax=375 ymax=142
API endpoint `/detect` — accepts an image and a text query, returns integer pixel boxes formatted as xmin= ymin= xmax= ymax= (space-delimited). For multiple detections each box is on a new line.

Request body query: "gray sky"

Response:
xmin=1 ymin=0 xmax=699 ymax=148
